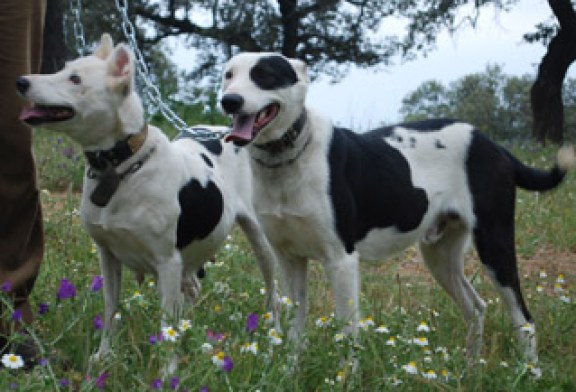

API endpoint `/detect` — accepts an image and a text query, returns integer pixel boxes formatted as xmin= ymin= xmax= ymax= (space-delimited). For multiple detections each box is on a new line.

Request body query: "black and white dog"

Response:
xmin=17 ymin=35 xmax=278 ymax=367
xmin=220 ymin=52 xmax=574 ymax=362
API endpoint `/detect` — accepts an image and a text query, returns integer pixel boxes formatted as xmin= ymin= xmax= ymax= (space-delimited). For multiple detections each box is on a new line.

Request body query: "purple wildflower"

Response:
xmin=95 ymin=372 xmax=108 ymax=389
xmin=39 ymin=358 xmax=49 ymax=367
xmin=11 ymin=309 xmax=22 ymax=322
xmin=151 ymin=378 xmax=162 ymax=389
xmin=38 ymin=302 xmax=49 ymax=315
xmin=57 ymin=279 xmax=76 ymax=300
xmin=9 ymin=383 xmax=18 ymax=390
xmin=62 ymin=146 xmax=75 ymax=159
xmin=93 ymin=314 xmax=104 ymax=330
xmin=246 ymin=313 xmax=259 ymax=333
xmin=90 ymin=276 xmax=104 ymax=292
xmin=60 ymin=379 xmax=70 ymax=387
xmin=148 ymin=334 xmax=159 ymax=345
xmin=1 ymin=280 xmax=11 ymax=293
xmin=200 ymin=387 xmax=209 ymax=392
xmin=222 ymin=356 xmax=234 ymax=372
xmin=170 ymin=377 xmax=180 ymax=390
xmin=206 ymin=330 xmax=224 ymax=342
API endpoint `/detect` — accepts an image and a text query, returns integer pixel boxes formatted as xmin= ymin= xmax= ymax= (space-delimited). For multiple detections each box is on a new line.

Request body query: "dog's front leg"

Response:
xmin=277 ymin=255 xmax=309 ymax=344
xmin=157 ymin=256 xmax=185 ymax=375
xmin=93 ymin=247 xmax=122 ymax=362
xmin=324 ymin=253 xmax=361 ymax=337
xmin=237 ymin=215 xmax=279 ymax=318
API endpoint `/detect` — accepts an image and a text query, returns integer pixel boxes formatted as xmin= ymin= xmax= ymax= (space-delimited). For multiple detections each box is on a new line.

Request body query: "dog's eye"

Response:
xmin=224 ymin=71 xmax=233 ymax=80
xmin=69 ymin=74 xmax=81 ymax=85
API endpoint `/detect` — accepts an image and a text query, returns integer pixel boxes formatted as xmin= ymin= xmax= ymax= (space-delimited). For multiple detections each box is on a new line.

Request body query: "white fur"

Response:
xmin=19 ymin=35 xmax=278 ymax=368
xmin=219 ymin=52 xmax=567 ymax=363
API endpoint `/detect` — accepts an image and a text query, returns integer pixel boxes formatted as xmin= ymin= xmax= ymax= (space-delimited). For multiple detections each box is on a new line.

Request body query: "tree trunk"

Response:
xmin=531 ymin=0 xmax=576 ymax=144
xmin=41 ymin=0 xmax=68 ymax=74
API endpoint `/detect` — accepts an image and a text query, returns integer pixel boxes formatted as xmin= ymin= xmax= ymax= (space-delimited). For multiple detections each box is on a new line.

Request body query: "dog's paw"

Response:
xmin=182 ymin=275 xmax=201 ymax=303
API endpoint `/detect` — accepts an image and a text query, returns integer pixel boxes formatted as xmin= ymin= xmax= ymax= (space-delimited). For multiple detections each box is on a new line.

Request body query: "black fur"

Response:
xmin=328 ymin=127 xmax=429 ymax=254
xmin=465 ymin=130 xmax=532 ymax=321
xmin=199 ymin=139 xmax=223 ymax=155
xmin=176 ymin=179 xmax=224 ymax=249
xmin=250 ymin=56 xmax=298 ymax=90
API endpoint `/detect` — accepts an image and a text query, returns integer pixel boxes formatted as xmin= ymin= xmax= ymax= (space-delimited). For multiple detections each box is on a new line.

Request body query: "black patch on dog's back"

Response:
xmin=328 ymin=127 xmax=429 ymax=254
xmin=199 ymin=139 xmax=223 ymax=155
xmin=250 ymin=56 xmax=298 ymax=90
xmin=176 ymin=179 xmax=224 ymax=249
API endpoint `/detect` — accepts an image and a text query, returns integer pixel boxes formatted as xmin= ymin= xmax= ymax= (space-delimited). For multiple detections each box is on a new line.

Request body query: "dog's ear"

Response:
xmin=289 ymin=59 xmax=308 ymax=83
xmin=106 ymin=44 xmax=134 ymax=96
xmin=94 ymin=33 xmax=114 ymax=60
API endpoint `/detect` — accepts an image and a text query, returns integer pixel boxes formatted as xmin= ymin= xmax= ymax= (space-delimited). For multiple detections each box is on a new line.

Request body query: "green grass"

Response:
xmin=1 ymin=131 xmax=574 ymax=391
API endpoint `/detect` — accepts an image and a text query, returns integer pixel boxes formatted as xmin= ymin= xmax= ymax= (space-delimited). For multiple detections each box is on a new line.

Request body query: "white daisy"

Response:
xmin=161 ymin=325 xmax=180 ymax=342
xmin=201 ymin=342 xmax=213 ymax=353
xmin=178 ymin=319 xmax=192 ymax=332
xmin=520 ymin=323 xmax=535 ymax=335
xmin=268 ymin=328 xmax=283 ymax=345
xmin=412 ymin=337 xmax=429 ymax=346
xmin=240 ymin=342 xmax=259 ymax=355
xmin=402 ymin=361 xmax=418 ymax=374
xmin=422 ymin=369 xmax=437 ymax=380
xmin=416 ymin=321 xmax=430 ymax=332
xmin=1 ymin=353 xmax=24 ymax=369
xmin=279 ymin=296 xmax=293 ymax=308
xmin=357 ymin=317 xmax=375 ymax=330
xmin=375 ymin=325 xmax=390 ymax=333
xmin=315 ymin=316 xmax=332 ymax=328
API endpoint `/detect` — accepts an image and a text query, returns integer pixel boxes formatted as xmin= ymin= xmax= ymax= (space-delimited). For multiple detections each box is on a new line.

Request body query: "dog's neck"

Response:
xmin=250 ymin=110 xmax=311 ymax=168
xmin=85 ymin=123 xmax=148 ymax=171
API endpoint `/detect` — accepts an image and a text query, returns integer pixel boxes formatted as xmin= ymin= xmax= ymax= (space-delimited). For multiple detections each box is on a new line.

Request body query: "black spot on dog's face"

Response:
xmin=250 ymin=56 xmax=298 ymax=90
xmin=176 ymin=179 xmax=224 ymax=249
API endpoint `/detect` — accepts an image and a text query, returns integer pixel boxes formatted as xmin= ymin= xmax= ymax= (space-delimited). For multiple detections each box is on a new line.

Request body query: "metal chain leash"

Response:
xmin=66 ymin=0 xmax=226 ymax=140
xmin=66 ymin=0 xmax=87 ymax=56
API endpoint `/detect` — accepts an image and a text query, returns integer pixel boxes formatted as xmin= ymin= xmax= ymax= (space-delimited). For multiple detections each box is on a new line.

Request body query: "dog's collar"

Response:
xmin=253 ymin=110 xmax=307 ymax=156
xmin=85 ymin=124 xmax=148 ymax=171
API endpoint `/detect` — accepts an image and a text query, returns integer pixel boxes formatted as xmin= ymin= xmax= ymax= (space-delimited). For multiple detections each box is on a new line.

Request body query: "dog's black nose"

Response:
xmin=16 ymin=77 xmax=30 ymax=95
xmin=220 ymin=93 xmax=244 ymax=114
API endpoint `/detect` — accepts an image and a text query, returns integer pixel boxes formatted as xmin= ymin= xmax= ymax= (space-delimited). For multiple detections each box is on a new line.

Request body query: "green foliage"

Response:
xmin=400 ymin=65 xmax=576 ymax=141
xmin=3 ymin=140 xmax=575 ymax=390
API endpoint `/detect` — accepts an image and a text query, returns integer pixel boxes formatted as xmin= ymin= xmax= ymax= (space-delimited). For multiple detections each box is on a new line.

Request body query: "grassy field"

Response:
xmin=1 ymin=128 xmax=575 ymax=391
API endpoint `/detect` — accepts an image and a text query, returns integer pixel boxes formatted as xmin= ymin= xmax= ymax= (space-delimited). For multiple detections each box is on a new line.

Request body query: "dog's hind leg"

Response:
xmin=473 ymin=219 xmax=538 ymax=363
xmin=237 ymin=215 xmax=278 ymax=317
xmin=93 ymin=247 xmax=122 ymax=362
xmin=419 ymin=224 xmax=487 ymax=361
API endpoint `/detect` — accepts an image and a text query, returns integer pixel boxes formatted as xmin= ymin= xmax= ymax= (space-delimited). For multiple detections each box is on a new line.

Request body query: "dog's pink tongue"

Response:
xmin=225 ymin=114 xmax=256 ymax=143
xmin=19 ymin=106 xmax=44 ymax=122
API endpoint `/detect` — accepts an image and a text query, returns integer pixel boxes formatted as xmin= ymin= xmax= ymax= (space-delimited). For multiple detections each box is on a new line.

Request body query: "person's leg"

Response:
xmin=0 ymin=0 xmax=45 ymax=361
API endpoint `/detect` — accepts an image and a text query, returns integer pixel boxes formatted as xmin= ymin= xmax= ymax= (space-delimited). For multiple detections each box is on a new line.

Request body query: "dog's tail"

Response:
xmin=507 ymin=145 xmax=575 ymax=191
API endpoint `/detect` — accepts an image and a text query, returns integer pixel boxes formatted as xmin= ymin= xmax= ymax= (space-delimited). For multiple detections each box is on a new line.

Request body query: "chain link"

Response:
xmin=67 ymin=0 xmax=226 ymax=140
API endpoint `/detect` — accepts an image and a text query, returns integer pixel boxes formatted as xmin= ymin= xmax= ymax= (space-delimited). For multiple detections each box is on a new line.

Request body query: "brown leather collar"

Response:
xmin=85 ymin=124 xmax=148 ymax=171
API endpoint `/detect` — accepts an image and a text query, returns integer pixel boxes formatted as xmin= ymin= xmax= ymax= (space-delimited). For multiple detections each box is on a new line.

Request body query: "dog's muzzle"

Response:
xmin=220 ymin=93 xmax=244 ymax=114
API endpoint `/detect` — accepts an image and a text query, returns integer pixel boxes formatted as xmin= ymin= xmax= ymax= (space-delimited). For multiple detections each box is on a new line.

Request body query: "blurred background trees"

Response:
xmin=44 ymin=0 xmax=576 ymax=143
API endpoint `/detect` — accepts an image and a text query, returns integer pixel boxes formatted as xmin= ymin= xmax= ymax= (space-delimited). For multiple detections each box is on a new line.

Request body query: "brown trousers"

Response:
xmin=0 ymin=0 xmax=46 ymax=333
